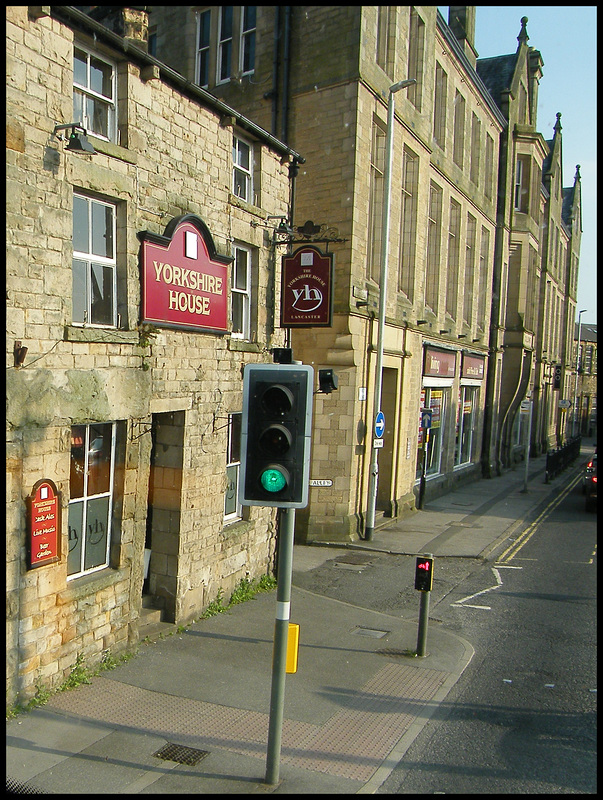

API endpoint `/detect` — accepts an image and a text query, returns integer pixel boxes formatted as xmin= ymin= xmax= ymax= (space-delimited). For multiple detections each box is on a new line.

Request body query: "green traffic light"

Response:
xmin=260 ymin=467 xmax=288 ymax=493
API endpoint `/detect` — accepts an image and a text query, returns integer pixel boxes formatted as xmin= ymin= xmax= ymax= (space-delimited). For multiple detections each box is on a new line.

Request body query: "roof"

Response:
xmin=576 ymin=323 xmax=597 ymax=343
xmin=475 ymin=53 xmax=518 ymax=113
xmin=50 ymin=6 xmax=305 ymax=164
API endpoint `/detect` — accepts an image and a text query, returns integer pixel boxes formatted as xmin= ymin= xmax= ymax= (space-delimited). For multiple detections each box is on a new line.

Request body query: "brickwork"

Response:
xmin=6 ymin=6 xmax=292 ymax=706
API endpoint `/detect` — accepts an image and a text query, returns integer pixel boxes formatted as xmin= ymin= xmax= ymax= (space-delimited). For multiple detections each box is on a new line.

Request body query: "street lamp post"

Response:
xmin=573 ymin=309 xmax=587 ymax=437
xmin=365 ymin=78 xmax=416 ymax=541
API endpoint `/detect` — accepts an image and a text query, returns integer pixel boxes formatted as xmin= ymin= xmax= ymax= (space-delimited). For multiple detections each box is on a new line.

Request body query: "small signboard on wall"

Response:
xmin=27 ymin=479 xmax=61 ymax=569
xmin=281 ymin=245 xmax=333 ymax=327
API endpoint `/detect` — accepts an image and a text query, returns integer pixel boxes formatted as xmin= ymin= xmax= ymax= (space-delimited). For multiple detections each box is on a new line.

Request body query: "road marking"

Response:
xmin=452 ymin=567 xmax=502 ymax=610
xmin=498 ymin=473 xmax=582 ymax=563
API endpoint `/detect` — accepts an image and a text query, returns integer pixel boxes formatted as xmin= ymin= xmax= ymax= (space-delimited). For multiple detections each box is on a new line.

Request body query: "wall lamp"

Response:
xmin=14 ymin=341 xmax=28 ymax=367
xmin=52 ymin=123 xmax=96 ymax=154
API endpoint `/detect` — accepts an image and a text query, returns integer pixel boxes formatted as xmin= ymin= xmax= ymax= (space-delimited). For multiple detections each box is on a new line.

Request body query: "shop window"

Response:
xmin=72 ymin=193 xmax=117 ymax=327
xmin=224 ymin=412 xmax=242 ymax=520
xmin=196 ymin=9 xmax=211 ymax=87
xmin=231 ymin=244 xmax=251 ymax=339
xmin=417 ymin=388 xmax=447 ymax=479
xmin=68 ymin=421 xmax=124 ymax=579
xmin=232 ymin=134 xmax=253 ymax=202
xmin=73 ymin=45 xmax=116 ymax=142
xmin=455 ymin=386 xmax=478 ymax=466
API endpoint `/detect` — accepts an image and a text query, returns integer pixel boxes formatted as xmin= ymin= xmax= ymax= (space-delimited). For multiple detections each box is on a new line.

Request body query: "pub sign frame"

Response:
xmin=27 ymin=478 xmax=61 ymax=569
xmin=281 ymin=245 xmax=333 ymax=328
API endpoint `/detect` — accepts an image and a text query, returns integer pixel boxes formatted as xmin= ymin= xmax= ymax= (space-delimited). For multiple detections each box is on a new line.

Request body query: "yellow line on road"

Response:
xmin=498 ymin=473 xmax=582 ymax=563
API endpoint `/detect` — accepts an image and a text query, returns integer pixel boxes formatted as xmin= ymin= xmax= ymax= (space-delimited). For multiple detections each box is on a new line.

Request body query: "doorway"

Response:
xmin=144 ymin=410 xmax=184 ymax=622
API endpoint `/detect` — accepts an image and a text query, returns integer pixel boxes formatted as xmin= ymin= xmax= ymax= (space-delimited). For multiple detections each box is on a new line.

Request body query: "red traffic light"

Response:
xmin=414 ymin=556 xmax=434 ymax=591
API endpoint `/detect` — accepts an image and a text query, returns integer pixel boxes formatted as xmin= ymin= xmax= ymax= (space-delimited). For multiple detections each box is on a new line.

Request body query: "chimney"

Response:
xmin=448 ymin=6 xmax=478 ymax=68
xmin=85 ymin=7 xmax=149 ymax=52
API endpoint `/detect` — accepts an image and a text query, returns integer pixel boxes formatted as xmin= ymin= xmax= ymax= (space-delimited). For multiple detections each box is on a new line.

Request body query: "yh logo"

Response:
xmin=291 ymin=284 xmax=323 ymax=312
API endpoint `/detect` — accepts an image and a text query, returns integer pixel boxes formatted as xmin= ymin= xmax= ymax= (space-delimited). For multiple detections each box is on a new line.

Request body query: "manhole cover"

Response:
xmin=351 ymin=626 xmax=390 ymax=639
xmin=153 ymin=743 xmax=210 ymax=766
xmin=334 ymin=553 xmax=374 ymax=565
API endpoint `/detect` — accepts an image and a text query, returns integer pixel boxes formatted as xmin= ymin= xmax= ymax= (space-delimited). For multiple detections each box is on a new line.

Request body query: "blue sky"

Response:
xmin=439 ymin=6 xmax=597 ymax=326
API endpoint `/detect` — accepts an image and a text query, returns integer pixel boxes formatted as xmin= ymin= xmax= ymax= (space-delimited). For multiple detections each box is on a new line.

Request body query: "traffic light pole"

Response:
xmin=265 ymin=506 xmax=295 ymax=785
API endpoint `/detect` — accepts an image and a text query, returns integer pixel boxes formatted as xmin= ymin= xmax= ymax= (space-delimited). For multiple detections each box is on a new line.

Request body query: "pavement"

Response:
xmin=6 ymin=445 xmax=594 ymax=794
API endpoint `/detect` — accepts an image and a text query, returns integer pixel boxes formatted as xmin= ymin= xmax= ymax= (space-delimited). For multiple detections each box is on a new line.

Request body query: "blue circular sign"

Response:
xmin=375 ymin=411 xmax=385 ymax=438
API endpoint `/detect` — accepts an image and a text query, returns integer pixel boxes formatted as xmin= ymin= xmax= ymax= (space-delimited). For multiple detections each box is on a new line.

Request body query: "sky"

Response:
xmin=439 ymin=6 xmax=597 ymax=326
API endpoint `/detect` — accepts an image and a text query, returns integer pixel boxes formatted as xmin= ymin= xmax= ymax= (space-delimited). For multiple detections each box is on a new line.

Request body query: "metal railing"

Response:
xmin=544 ymin=436 xmax=581 ymax=483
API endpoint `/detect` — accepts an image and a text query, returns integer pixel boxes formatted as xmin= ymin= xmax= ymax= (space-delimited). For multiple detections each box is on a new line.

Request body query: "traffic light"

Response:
xmin=239 ymin=363 xmax=314 ymax=508
xmin=553 ymin=364 xmax=562 ymax=390
xmin=414 ymin=556 xmax=434 ymax=591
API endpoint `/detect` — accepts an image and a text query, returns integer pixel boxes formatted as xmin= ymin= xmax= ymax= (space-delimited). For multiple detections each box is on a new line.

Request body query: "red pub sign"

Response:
xmin=138 ymin=214 xmax=232 ymax=334
xmin=281 ymin=245 xmax=333 ymax=327
xmin=27 ymin=479 xmax=61 ymax=569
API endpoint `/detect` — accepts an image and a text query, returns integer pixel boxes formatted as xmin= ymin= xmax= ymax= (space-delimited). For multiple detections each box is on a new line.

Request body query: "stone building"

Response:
xmin=6 ymin=5 xmax=303 ymax=705
xmin=476 ymin=20 xmax=582 ymax=466
xmin=145 ymin=5 xmax=513 ymax=540
xmin=574 ymin=323 xmax=597 ymax=439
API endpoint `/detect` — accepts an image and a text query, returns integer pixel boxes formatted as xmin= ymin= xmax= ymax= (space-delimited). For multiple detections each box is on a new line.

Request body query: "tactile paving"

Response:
xmin=46 ymin=661 xmax=446 ymax=783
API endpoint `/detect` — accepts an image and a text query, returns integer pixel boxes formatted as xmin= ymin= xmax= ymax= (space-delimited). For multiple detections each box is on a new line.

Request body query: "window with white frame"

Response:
xmin=72 ymin=193 xmax=117 ymax=327
xmin=240 ymin=6 xmax=256 ymax=75
xmin=73 ymin=45 xmax=116 ymax=142
xmin=68 ymin=422 xmax=121 ymax=579
xmin=224 ymin=412 xmax=242 ymax=520
xmin=218 ymin=6 xmax=234 ymax=83
xmin=231 ymin=245 xmax=251 ymax=338
xmin=232 ymin=134 xmax=253 ymax=202
xmin=196 ymin=9 xmax=211 ymax=87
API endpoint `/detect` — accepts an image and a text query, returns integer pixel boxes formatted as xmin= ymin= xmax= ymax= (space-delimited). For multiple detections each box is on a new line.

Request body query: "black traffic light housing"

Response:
xmin=414 ymin=556 xmax=434 ymax=591
xmin=553 ymin=364 xmax=562 ymax=390
xmin=239 ymin=363 xmax=314 ymax=508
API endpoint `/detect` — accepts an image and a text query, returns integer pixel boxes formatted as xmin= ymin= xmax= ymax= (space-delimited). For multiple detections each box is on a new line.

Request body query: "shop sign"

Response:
xmin=281 ymin=246 xmax=333 ymax=327
xmin=27 ymin=479 xmax=61 ymax=569
xmin=461 ymin=353 xmax=485 ymax=379
xmin=139 ymin=214 xmax=233 ymax=334
xmin=423 ymin=347 xmax=456 ymax=378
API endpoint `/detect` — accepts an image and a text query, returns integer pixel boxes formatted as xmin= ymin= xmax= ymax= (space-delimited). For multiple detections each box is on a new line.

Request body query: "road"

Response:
xmin=294 ymin=477 xmax=597 ymax=793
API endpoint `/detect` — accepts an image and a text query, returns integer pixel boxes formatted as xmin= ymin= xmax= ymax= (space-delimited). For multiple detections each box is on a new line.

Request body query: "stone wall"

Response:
xmin=6 ymin=6 xmax=290 ymax=706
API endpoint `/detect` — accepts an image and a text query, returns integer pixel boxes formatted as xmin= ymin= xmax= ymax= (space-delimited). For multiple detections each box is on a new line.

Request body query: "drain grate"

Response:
xmin=153 ymin=742 xmax=210 ymax=766
xmin=351 ymin=626 xmax=390 ymax=639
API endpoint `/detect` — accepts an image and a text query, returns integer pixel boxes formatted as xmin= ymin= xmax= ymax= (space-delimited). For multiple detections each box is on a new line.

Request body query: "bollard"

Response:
xmin=414 ymin=555 xmax=434 ymax=657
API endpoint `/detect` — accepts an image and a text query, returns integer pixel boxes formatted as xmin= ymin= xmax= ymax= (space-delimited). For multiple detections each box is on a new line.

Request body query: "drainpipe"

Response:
xmin=280 ymin=7 xmax=291 ymax=144
xmin=269 ymin=6 xmax=281 ymax=136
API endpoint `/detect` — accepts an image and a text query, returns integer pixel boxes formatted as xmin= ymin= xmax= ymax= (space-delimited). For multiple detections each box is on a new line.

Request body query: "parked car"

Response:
xmin=584 ymin=455 xmax=597 ymax=512
xmin=582 ymin=454 xmax=597 ymax=493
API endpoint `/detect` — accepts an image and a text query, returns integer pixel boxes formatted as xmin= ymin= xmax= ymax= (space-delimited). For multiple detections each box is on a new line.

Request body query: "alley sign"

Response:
xmin=281 ymin=246 xmax=333 ymax=327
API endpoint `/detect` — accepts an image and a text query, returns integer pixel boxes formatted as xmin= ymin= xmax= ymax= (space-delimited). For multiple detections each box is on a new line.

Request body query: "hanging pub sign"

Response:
xmin=281 ymin=245 xmax=333 ymax=327
xmin=138 ymin=214 xmax=233 ymax=334
xmin=423 ymin=347 xmax=457 ymax=378
xmin=27 ymin=479 xmax=61 ymax=569
xmin=461 ymin=353 xmax=485 ymax=379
